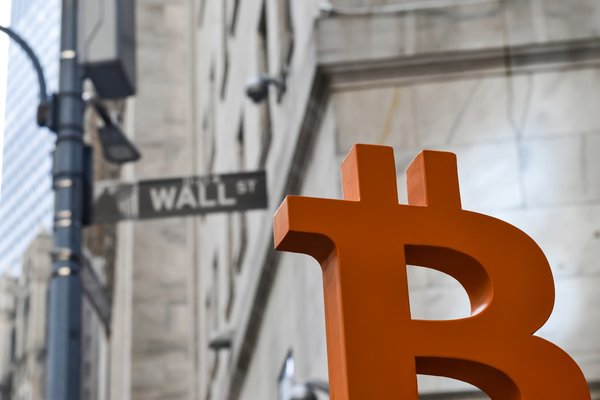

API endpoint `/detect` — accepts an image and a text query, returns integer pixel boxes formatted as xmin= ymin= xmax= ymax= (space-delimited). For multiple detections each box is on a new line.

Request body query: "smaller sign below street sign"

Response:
xmin=93 ymin=171 xmax=268 ymax=224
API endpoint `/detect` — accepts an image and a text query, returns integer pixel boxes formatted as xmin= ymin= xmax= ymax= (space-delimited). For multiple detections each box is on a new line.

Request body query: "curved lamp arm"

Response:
xmin=0 ymin=25 xmax=48 ymax=103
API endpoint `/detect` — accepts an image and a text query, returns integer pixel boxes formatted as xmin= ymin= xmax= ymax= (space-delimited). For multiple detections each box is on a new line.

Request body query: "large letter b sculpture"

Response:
xmin=274 ymin=145 xmax=590 ymax=399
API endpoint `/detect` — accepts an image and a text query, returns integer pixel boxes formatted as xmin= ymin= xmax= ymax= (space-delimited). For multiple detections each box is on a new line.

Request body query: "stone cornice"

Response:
xmin=321 ymin=37 xmax=600 ymax=90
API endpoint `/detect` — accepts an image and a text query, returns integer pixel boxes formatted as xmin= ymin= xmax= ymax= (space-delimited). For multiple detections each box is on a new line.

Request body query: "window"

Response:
xmin=226 ymin=215 xmax=235 ymax=320
xmin=204 ymin=62 xmax=217 ymax=173
xmin=225 ymin=120 xmax=248 ymax=318
xmin=205 ymin=253 xmax=220 ymax=391
xmin=221 ymin=0 xmax=230 ymax=100
xmin=211 ymin=253 xmax=219 ymax=329
xmin=235 ymin=215 xmax=247 ymax=274
xmin=9 ymin=328 xmax=16 ymax=362
xmin=278 ymin=0 xmax=295 ymax=80
xmin=237 ymin=117 xmax=245 ymax=170
xmin=22 ymin=296 xmax=30 ymax=353
xmin=220 ymin=51 xmax=230 ymax=100
xmin=229 ymin=0 xmax=241 ymax=35
xmin=257 ymin=6 xmax=273 ymax=167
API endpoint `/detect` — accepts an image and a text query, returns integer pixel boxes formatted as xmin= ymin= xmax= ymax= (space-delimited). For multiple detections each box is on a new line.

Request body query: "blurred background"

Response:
xmin=1 ymin=0 xmax=600 ymax=399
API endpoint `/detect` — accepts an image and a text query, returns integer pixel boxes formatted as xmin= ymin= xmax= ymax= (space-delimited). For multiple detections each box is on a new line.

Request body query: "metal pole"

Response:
xmin=47 ymin=0 xmax=83 ymax=398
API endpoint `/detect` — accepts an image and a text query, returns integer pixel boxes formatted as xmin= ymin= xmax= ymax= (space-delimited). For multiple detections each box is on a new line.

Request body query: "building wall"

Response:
xmin=190 ymin=0 xmax=600 ymax=399
xmin=0 ymin=276 xmax=17 ymax=399
xmin=11 ymin=232 xmax=51 ymax=400
xmin=109 ymin=0 xmax=600 ymax=398
xmin=4 ymin=232 xmax=109 ymax=400
xmin=193 ymin=1 xmax=324 ymax=399
xmin=109 ymin=0 xmax=197 ymax=399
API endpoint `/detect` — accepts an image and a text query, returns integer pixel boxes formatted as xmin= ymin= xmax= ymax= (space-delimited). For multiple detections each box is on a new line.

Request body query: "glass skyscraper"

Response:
xmin=0 ymin=0 xmax=61 ymax=274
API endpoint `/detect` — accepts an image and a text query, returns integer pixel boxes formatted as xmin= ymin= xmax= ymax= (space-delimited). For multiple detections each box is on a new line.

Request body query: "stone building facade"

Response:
xmin=112 ymin=0 xmax=600 ymax=399
xmin=10 ymin=233 xmax=52 ymax=400
xmin=108 ymin=0 xmax=196 ymax=398
xmin=0 ymin=276 xmax=17 ymax=399
xmin=4 ymin=232 xmax=109 ymax=400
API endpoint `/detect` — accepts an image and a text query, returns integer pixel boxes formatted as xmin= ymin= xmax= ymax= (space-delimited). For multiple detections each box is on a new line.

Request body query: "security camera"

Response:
xmin=287 ymin=380 xmax=329 ymax=400
xmin=289 ymin=384 xmax=318 ymax=400
xmin=245 ymin=74 xmax=286 ymax=104
xmin=319 ymin=1 xmax=335 ymax=17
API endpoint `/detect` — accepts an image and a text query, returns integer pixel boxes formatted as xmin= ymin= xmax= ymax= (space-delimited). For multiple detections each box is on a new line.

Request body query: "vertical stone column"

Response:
xmin=110 ymin=0 xmax=196 ymax=399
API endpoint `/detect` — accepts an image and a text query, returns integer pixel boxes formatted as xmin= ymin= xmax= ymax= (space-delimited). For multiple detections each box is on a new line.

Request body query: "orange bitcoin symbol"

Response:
xmin=274 ymin=144 xmax=590 ymax=399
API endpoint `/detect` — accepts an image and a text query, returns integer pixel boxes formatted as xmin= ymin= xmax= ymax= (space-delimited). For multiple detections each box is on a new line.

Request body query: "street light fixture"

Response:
xmin=0 ymin=25 xmax=140 ymax=165
xmin=87 ymin=98 xmax=140 ymax=164
xmin=97 ymin=125 xmax=141 ymax=164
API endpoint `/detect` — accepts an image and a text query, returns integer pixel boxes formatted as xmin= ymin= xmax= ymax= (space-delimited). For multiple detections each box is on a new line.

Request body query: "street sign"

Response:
xmin=93 ymin=171 xmax=268 ymax=223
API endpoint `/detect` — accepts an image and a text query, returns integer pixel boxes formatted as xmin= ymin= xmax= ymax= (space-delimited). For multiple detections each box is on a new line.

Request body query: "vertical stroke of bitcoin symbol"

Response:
xmin=274 ymin=144 xmax=590 ymax=399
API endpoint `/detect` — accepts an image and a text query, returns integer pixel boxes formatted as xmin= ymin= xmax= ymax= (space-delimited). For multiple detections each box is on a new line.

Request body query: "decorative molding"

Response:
xmin=322 ymin=37 xmax=600 ymax=91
